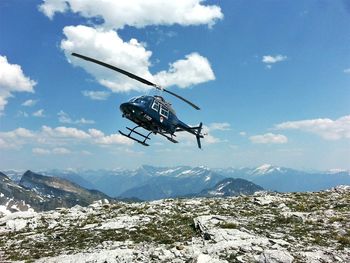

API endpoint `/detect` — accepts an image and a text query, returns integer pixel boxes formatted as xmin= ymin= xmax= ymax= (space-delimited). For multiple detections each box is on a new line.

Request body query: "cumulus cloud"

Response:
xmin=32 ymin=147 xmax=71 ymax=155
xmin=33 ymin=109 xmax=45 ymax=117
xmin=154 ymin=53 xmax=215 ymax=88
xmin=39 ymin=0 xmax=223 ymax=29
xmin=41 ymin=125 xmax=91 ymax=139
xmin=22 ymin=99 xmax=38 ymax=107
xmin=58 ymin=110 xmax=95 ymax=125
xmin=0 ymin=55 xmax=37 ymax=113
xmin=208 ymin=122 xmax=231 ymax=131
xmin=52 ymin=147 xmax=71 ymax=154
xmin=0 ymin=125 xmax=133 ymax=151
xmin=82 ymin=90 xmax=110 ymax=100
xmin=62 ymin=25 xmax=215 ymax=92
xmin=249 ymin=133 xmax=288 ymax=144
xmin=62 ymin=25 xmax=153 ymax=93
xmin=275 ymin=115 xmax=350 ymax=140
xmin=262 ymin=55 xmax=287 ymax=64
xmin=32 ymin=148 xmax=51 ymax=155
xmin=1 ymin=128 xmax=35 ymax=139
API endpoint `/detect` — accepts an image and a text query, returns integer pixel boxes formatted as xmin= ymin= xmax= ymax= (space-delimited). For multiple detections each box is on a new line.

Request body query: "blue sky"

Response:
xmin=0 ymin=0 xmax=349 ymax=170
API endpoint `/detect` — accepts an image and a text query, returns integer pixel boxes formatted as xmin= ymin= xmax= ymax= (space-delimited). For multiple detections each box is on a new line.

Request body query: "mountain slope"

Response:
xmin=119 ymin=167 xmax=225 ymax=200
xmin=197 ymin=178 xmax=264 ymax=197
xmin=0 ymin=171 xmax=44 ymax=215
xmin=19 ymin=170 xmax=111 ymax=209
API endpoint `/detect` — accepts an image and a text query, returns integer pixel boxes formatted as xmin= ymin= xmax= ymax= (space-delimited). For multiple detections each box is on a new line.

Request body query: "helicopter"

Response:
xmin=72 ymin=53 xmax=205 ymax=148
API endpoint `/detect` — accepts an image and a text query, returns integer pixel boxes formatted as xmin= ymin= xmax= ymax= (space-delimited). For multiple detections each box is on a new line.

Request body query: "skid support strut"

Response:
xmin=119 ymin=126 xmax=152 ymax=146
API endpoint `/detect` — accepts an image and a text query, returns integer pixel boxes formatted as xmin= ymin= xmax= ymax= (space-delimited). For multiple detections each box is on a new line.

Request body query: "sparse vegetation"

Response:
xmin=1 ymin=188 xmax=349 ymax=262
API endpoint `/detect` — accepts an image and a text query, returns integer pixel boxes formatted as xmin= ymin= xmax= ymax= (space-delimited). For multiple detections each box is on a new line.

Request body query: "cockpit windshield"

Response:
xmin=129 ymin=96 xmax=152 ymax=105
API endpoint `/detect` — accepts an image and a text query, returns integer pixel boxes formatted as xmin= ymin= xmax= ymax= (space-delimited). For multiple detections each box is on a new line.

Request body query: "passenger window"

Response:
xmin=160 ymin=106 xmax=169 ymax=118
xmin=151 ymin=100 xmax=160 ymax=111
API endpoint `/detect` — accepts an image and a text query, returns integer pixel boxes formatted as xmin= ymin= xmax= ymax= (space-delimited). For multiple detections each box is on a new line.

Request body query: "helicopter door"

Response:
xmin=160 ymin=106 xmax=169 ymax=119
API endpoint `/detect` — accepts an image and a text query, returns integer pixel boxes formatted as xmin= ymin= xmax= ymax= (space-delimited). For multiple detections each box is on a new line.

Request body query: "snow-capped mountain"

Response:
xmin=197 ymin=178 xmax=264 ymax=197
xmin=214 ymin=165 xmax=350 ymax=192
xmin=249 ymin=164 xmax=286 ymax=176
xmin=119 ymin=166 xmax=225 ymax=200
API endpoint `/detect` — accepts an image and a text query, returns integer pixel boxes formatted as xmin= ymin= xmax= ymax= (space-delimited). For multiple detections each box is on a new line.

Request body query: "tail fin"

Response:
xmin=196 ymin=122 xmax=203 ymax=149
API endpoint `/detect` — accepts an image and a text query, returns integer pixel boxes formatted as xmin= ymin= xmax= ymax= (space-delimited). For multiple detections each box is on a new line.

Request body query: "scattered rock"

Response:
xmin=1 ymin=187 xmax=349 ymax=262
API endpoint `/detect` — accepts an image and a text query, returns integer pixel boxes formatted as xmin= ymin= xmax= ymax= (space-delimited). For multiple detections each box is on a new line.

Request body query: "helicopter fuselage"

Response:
xmin=120 ymin=95 xmax=184 ymax=134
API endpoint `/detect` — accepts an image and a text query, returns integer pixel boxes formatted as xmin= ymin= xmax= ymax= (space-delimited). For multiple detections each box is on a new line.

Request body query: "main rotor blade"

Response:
xmin=71 ymin=52 xmax=200 ymax=110
xmin=163 ymin=89 xmax=200 ymax=110
xmin=72 ymin=53 xmax=156 ymax=87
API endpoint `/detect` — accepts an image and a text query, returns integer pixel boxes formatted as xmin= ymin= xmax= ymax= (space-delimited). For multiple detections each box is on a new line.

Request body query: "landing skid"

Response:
xmin=119 ymin=126 xmax=152 ymax=146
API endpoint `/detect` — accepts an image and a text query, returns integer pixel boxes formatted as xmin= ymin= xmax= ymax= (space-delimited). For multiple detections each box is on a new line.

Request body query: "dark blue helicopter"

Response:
xmin=72 ymin=53 xmax=204 ymax=148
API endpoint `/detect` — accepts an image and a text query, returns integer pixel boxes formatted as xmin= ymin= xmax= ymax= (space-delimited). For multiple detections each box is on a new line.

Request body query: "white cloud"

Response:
xmin=38 ymin=0 xmax=68 ymax=19
xmin=32 ymin=148 xmax=50 ymax=155
xmin=0 ymin=55 xmax=36 ymax=113
xmin=33 ymin=109 xmax=45 ymax=117
xmin=1 ymin=128 xmax=35 ymax=138
xmin=58 ymin=110 xmax=95 ymax=125
xmin=22 ymin=99 xmax=38 ymax=107
xmin=249 ymin=133 xmax=288 ymax=144
xmin=262 ymin=55 xmax=287 ymax=64
xmin=78 ymin=118 xmax=95 ymax=125
xmin=52 ymin=147 xmax=71 ymax=154
xmin=42 ymin=125 xmax=91 ymax=139
xmin=154 ymin=53 xmax=215 ymax=88
xmin=88 ymin=128 xmax=104 ymax=138
xmin=39 ymin=0 xmax=223 ymax=29
xmin=62 ymin=25 xmax=215 ymax=92
xmin=344 ymin=68 xmax=350 ymax=74
xmin=275 ymin=115 xmax=350 ymax=140
xmin=32 ymin=147 xmax=71 ymax=155
xmin=239 ymin=131 xmax=247 ymax=137
xmin=0 ymin=125 xmax=133 ymax=151
xmin=82 ymin=90 xmax=110 ymax=100
xmin=95 ymin=133 xmax=132 ymax=145
xmin=208 ymin=122 xmax=231 ymax=131
xmin=62 ymin=25 xmax=154 ymax=93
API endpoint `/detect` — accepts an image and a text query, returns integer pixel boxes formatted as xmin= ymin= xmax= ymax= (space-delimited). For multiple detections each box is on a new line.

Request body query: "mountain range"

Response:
xmin=0 ymin=168 xmax=263 ymax=215
xmin=20 ymin=164 xmax=350 ymax=195
xmin=2 ymin=164 xmax=350 ymax=206
xmin=214 ymin=164 xmax=350 ymax=192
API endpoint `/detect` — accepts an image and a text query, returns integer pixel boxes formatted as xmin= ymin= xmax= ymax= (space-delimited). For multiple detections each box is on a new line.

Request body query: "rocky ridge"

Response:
xmin=0 ymin=186 xmax=349 ymax=262
xmin=0 ymin=171 xmax=113 ymax=214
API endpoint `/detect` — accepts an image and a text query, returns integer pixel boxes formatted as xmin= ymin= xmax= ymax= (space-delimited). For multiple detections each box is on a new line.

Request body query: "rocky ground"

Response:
xmin=0 ymin=186 xmax=349 ymax=263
